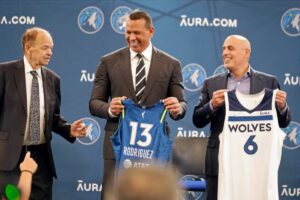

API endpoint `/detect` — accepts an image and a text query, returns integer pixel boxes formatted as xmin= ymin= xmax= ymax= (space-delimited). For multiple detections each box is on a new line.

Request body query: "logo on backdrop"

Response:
xmin=78 ymin=6 xmax=104 ymax=34
xmin=110 ymin=6 xmax=133 ymax=34
xmin=213 ymin=65 xmax=227 ymax=76
xmin=180 ymin=175 xmax=204 ymax=200
xmin=179 ymin=15 xmax=238 ymax=28
xmin=0 ymin=16 xmax=35 ymax=25
xmin=77 ymin=180 xmax=102 ymax=192
xmin=281 ymin=8 xmax=300 ymax=37
xmin=182 ymin=63 xmax=207 ymax=92
xmin=177 ymin=127 xmax=206 ymax=138
xmin=80 ymin=70 xmax=95 ymax=82
xmin=281 ymin=184 xmax=300 ymax=197
xmin=76 ymin=118 xmax=101 ymax=145
xmin=282 ymin=121 xmax=300 ymax=150
xmin=283 ymin=73 xmax=300 ymax=86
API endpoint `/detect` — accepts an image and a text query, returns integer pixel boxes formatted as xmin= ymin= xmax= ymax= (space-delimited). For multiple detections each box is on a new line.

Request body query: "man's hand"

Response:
xmin=70 ymin=119 xmax=86 ymax=137
xmin=211 ymin=89 xmax=228 ymax=110
xmin=109 ymin=96 xmax=127 ymax=116
xmin=275 ymin=90 xmax=287 ymax=111
xmin=163 ymin=97 xmax=182 ymax=117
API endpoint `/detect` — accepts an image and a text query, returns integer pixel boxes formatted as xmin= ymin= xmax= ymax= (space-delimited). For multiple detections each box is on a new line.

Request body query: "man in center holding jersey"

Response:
xmin=89 ymin=11 xmax=187 ymax=200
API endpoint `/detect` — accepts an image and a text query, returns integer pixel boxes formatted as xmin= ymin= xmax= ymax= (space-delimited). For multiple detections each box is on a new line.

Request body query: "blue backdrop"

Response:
xmin=0 ymin=0 xmax=299 ymax=199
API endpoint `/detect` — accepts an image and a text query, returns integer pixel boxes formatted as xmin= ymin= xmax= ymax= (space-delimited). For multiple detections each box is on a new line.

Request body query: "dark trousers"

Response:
xmin=22 ymin=144 xmax=53 ymax=200
xmin=206 ymin=175 xmax=218 ymax=200
xmin=0 ymin=165 xmax=19 ymax=197
xmin=101 ymin=159 xmax=115 ymax=200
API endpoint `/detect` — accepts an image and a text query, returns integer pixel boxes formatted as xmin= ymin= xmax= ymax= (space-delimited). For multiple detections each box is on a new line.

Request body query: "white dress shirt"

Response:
xmin=23 ymin=56 xmax=46 ymax=145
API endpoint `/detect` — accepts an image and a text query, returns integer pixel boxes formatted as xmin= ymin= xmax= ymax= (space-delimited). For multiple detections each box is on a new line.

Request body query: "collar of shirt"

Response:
xmin=227 ymin=65 xmax=252 ymax=80
xmin=23 ymin=56 xmax=42 ymax=77
xmin=130 ymin=42 xmax=152 ymax=61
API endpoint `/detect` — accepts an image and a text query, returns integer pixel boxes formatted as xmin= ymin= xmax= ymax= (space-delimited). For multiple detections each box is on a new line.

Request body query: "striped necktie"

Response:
xmin=135 ymin=53 xmax=146 ymax=103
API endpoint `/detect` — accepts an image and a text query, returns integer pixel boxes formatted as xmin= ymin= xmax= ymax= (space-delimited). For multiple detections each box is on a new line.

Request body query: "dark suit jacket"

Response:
xmin=193 ymin=69 xmax=291 ymax=176
xmin=0 ymin=59 xmax=75 ymax=178
xmin=89 ymin=46 xmax=187 ymax=159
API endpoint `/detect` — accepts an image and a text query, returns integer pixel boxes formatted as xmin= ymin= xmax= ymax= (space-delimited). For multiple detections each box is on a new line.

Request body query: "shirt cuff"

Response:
xmin=279 ymin=103 xmax=288 ymax=115
xmin=108 ymin=107 xmax=118 ymax=118
xmin=209 ymin=100 xmax=215 ymax=112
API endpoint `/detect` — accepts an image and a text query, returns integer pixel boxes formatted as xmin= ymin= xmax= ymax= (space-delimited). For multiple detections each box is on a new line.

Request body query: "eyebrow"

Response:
xmin=223 ymin=45 xmax=234 ymax=49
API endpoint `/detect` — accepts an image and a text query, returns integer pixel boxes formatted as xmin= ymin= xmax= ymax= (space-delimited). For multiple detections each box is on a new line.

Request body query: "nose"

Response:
xmin=47 ymin=48 xmax=53 ymax=56
xmin=129 ymin=33 xmax=136 ymax=41
xmin=222 ymin=48 xmax=228 ymax=57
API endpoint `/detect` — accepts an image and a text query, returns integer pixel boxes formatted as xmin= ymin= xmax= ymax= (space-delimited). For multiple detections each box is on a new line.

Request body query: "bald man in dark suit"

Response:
xmin=193 ymin=35 xmax=291 ymax=200
xmin=0 ymin=27 xmax=86 ymax=200
xmin=89 ymin=11 xmax=187 ymax=200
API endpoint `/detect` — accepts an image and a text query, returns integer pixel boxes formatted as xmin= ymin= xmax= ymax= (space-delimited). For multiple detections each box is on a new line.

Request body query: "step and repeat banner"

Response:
xmin=0 ymin=0 xmax=299 ymax=199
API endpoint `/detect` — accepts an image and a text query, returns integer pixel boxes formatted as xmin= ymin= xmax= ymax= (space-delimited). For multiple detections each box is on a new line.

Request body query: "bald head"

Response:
xmin=225 ymin=35 xmax=251 ymax=51
xmin=222 ymin=35 xmax=251 ymax=78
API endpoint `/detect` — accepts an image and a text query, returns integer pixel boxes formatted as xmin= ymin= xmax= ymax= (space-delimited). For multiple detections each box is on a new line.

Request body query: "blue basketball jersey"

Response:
xmin=218 ymin=89 xmax=285 ymax=200
xmin=111 ymin=99 xmax=172 ymax=171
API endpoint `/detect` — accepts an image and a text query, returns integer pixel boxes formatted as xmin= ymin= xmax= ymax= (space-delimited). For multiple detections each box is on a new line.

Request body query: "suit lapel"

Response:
xmin=142 ymin=47 xmax=160 ymax=101
xmin=217 ymin=72 xmax=228 ymax=90
xmin=249 ymin=69 xmax=262 ymax=94
xmin=41 ymin=68 xmax=50 ymax=124
xmin=119 ymin=48 xmax=136 ymax=100
xmin=13 ymin=60 xmax=27 ymax=112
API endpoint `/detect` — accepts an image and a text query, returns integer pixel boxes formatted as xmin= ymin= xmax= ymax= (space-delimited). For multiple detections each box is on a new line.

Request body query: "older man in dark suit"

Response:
xmin=89 ymin=11 xmax=187 ymax=200
xmin=0 ymin=27 xmax=86 ymax=200
xmin=193 ymin=35 xmax=291 ymax=200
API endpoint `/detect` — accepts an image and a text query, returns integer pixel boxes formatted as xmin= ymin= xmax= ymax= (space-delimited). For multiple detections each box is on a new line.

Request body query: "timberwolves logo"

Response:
xmin=281 ymin=8 xmax=300 ymax=37
xmin=123 ymin=159 xmax=132 ymax=169
xmin=282 ymin=121 xmax=300 ymax=150
xmin=180 ymin=175 xmax=204 ymax=200
xmin=213 ymin=65 xmax=227 ymax=75
xmin=110 ymin=6 xmax=133 ymax=34
xmin=182 ymin=63 xmax=207 ymax=92
xmin=76 ymin=118 xmax=101 ymax=145
xmin=78 ymin=6 xmax=104 ymax=34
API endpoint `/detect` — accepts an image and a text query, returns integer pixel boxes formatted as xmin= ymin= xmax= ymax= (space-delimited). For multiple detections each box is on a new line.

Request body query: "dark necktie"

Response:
xmin=29 ymin=71 xmax=40 ymax=145
xmin=135 ymin=53 xmax=146 ymax=103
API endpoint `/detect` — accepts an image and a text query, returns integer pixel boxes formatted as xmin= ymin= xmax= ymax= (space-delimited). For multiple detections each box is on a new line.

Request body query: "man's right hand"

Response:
xmin=109 ymin=96 xmax=127 ymax=116
xmin=211 ymin=89 xmax=228 ymax=110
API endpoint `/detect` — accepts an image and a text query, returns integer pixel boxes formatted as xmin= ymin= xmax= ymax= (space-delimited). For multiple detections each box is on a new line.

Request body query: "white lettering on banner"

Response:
xmin=284 ymin=73 xmax=300 ymax=85
xmin=281 ymin=185 xmax=300 ymax=196
xmin=0 ymin=16 xmax=35 ymax=25
xmin=80 ymin=70 xmax=95 ymax=82
xmin=177 ymin=127 xmax=206 ymax=137
xmin=180 ymin=15 xmax=237 ymax=28
xmin=76 ymin=180 xmax=102 ymax=192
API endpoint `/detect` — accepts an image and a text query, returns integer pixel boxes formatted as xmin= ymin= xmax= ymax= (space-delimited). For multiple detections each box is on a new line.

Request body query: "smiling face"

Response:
xmin=222 ymin=35 xmax=251 ymax=74
xmin=24 ymin=30 xmax=53 ymax=69
xmin=125 ymin=18 xmax=154 ymax=53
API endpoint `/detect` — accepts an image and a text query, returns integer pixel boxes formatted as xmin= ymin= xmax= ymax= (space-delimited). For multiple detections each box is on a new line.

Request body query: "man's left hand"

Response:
xmin=70 ymin=119 xmax=86 ymax=137
xmin=163 ymin=97 xmax=182 ymax=117
xmin=276 ymin=90 xmax=287 ymax=111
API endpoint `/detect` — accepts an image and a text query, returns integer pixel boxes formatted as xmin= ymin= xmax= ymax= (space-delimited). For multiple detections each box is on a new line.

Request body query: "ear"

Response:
xmin=24 ymin=43 xmax=33 ymax=55
xmin=24 ymin=43 xmax=31 ymax=52
xmin=149 ymin=26 xmax=155 ymax=38
xmin=245 ymin=48 xmax=251 ymax=57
